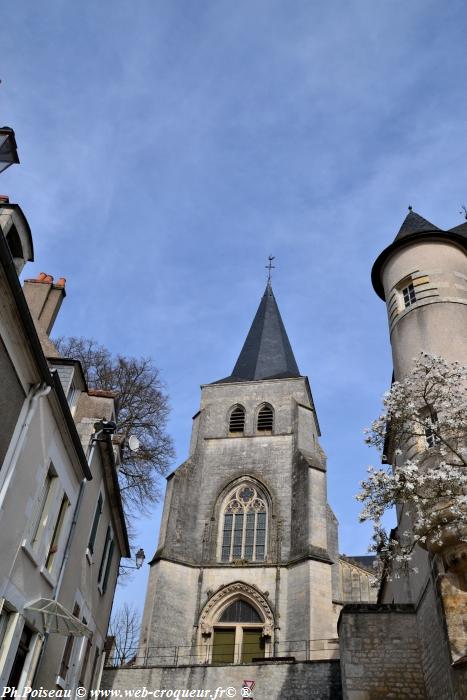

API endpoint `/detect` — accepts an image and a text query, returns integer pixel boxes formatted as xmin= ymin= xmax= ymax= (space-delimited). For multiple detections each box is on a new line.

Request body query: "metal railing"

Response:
xmin=107 ymin=638 xmax=340 ymax=668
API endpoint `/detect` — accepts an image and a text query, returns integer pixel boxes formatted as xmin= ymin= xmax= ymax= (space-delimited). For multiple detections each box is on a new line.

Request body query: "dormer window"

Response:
xmin=229 ymin=405 xmax=245 ymax=434
xmin=257 ymin=404 xmax=274 ymax=433
xmin=5 ymin=225 xmax=23 ymax=260
xmin=66 ymin=379 xmax=78 ymax=408
xmin=402 ymin=283 xmax=417 ymax=308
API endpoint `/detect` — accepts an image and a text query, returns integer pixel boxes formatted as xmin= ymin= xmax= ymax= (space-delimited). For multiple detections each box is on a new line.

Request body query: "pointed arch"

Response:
xmin=218 ymin=480 xmax=270 ymax=563
xmin=228 ymin=404 xmax=245 ymax=434
xmin=197 ymin=582 xmax=274 ymax=664
xmin=198 ymin=581 xmax=274 ymax=638
xmin=256 ymin=403 xmax=274 ymax=433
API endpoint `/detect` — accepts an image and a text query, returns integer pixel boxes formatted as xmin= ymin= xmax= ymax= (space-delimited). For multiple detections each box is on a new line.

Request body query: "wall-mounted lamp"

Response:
xmin=120 ymin=548 xmax=146 ymax=570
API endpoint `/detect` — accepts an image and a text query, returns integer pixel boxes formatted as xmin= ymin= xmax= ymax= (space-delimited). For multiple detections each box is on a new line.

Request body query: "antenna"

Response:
xmin=459 ymin=205 xmax=467 ymax=221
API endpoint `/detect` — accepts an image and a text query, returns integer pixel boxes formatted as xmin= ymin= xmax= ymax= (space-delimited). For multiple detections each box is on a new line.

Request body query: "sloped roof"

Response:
xmin=372 ymin=210 xmax=467 ymax=300
xmin=449 ymin=221 xmax=467 ymax=236
xmin=394 ymin=210 xmax=441 ymax=241
xmin=213 ymin=281 xmax=300 ymax=384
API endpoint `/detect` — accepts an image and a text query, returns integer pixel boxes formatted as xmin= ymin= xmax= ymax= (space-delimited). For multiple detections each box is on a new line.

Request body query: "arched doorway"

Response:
xmin=212 ymin=599 xmax=265 ymax=664
xmin=198 ymin=582 xmax=274 ymax=664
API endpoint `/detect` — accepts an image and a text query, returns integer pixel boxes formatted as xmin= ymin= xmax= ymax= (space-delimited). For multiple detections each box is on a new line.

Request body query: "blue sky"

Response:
xmin=3 ymin=0 xmax=467 ymax=616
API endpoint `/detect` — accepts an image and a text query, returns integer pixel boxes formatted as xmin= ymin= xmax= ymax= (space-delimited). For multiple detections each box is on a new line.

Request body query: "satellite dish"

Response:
xmin=128 ymin=435 xmax=140 ymax=452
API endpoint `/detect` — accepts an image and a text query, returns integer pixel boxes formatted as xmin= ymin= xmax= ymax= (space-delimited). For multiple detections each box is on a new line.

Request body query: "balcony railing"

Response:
xmin=106 ymin=638 xmax=340 ymax=668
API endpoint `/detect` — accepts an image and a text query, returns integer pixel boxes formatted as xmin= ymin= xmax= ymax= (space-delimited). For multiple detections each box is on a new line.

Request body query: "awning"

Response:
xmin=24 ymin=598 xmax=92 ymax=638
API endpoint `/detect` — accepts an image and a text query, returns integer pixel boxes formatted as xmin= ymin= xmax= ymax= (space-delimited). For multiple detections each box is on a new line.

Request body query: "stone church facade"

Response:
xmin=138 ymin=281 xmax=372 ymax=670
xmin=104 ymin=210 xmax=466 ymax=699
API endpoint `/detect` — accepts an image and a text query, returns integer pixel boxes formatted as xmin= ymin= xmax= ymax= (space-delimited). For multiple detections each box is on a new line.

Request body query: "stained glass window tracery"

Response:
xmin=220 ymin=485 xmax=267 ymax=562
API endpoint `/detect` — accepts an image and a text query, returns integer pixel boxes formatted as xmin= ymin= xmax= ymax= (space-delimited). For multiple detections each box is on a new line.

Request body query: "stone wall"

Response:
xmin=416 ymin=577 xmax=467 ymax=700
xmin=338 ymin=604 xmax=426 ymax=699
xmin=102 ymin=660 xmax=342 ymax=700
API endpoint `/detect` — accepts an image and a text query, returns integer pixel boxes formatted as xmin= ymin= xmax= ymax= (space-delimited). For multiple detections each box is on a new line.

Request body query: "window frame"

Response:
xmin=57 ymin=602 xmax=80 ymax=685
xmin=219 ymin=483 xmax=269 ymax=563
xmin=87 ymin=490 xmax=104 ymax=558
xmin=45 ymin=492 xmax=70 ymax=573
xmin=401 ymin=282 xmax=417 ymax=308
xmin=256 ymin=403 xmax=274 ymax=433
xmin=26 ymin=464 xmax=71 ymax=576
xmin=422 ymin=409 xmax=441 ymax=449
xmin=228 ymin=405 xmax=246 ymax=435
xmin=98 ymin=525 xmax=115 ymax=595
xmin=30 ymin=467 xmax=60 ymax=551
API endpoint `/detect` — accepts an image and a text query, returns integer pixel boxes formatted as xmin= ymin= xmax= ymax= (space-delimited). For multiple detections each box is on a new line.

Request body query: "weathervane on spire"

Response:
xmin=265 ymin=255 xmax=275 ymax=282
xmin=459 ymin=205 xmax=467 ymax=221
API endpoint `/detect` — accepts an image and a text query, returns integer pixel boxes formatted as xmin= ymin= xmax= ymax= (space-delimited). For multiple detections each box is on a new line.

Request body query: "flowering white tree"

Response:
xmin=357 ymin=353 xmax=467 ymax=574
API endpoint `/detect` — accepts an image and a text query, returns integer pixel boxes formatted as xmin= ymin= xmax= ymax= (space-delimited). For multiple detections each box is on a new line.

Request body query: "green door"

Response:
xmin=212 ymin=628 xmax=235 ymax=664
xmin=241 ymin=628 xmax=265 ymax=663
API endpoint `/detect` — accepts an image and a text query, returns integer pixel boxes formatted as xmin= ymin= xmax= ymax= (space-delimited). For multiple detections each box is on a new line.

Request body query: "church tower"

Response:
xmin=139 ymin=281 xmax=340 ymax=665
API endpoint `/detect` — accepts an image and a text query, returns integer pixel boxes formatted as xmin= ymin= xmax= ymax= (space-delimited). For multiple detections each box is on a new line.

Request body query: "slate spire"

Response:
xmin=394 ymin=210 xmax=441 ymax=241
xmin=229 ymin=281 xmax=300 ymax=382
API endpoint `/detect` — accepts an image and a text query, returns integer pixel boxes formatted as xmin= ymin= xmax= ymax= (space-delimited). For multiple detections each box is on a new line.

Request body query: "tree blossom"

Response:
xmin=357 ymin=353 xmax=467 ymax=575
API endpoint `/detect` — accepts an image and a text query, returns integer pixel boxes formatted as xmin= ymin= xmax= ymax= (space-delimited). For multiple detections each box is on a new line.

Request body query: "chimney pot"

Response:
xmin=23 ymin=272 xmax=66 ymax=336
xmin=0 ymin=195 xmax=10 ymax=204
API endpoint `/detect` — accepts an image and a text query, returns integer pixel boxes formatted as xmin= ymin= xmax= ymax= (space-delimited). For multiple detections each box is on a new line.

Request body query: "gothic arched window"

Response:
xmin=229 ymin=405 xmax=245 ymax=434
xmin=256 ymin=404 xmax=274 ymax=433
xmin=220 ymin=484 xmax=267 ymax=562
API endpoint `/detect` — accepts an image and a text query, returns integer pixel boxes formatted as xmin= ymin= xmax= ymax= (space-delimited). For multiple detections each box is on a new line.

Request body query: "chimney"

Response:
xmin=23 ymin=272 xmax=66 ymax=335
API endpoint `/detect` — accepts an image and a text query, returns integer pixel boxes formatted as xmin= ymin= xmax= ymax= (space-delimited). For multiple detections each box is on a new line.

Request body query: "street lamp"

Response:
xmin=135 ymin=548 xmax=146 ymax=569
xmin=120 ymin=548 xmax=146 ymax=570
xmin=0 ymin=127 xmax=19 ymax=174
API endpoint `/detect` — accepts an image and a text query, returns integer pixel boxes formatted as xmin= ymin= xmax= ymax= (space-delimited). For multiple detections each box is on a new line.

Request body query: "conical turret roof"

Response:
xmin=213 ymin=282 xmax=300 ymax=383
xmin=372 ymin=209 xmax=467 ymax=300
xmin=394 ymin=210 xmax=441 ymax=241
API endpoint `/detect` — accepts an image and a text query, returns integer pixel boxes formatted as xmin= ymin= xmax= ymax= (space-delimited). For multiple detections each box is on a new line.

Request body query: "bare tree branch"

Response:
xmin=109 ymin=603 xmax=140 ymax=666
xmin=55 ymin=336 xmax=175 ymax=530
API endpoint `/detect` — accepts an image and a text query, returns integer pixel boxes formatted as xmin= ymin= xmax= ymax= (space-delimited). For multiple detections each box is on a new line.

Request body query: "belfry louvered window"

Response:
xmin=221 ymin=485 xmax=267 ymax=562
xmin=229 ymin=405 xmax=245 ymax=434
xmin=257 ymin=404 xmax=274 ymax=432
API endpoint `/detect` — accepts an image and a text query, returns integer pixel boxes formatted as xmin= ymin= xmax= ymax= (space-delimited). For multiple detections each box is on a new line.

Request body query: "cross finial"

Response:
xmin=265 ymin=255 xmax=275 ymax=282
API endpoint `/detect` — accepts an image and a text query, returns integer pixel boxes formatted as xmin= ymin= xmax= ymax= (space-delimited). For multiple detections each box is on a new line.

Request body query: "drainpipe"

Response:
xmin=0 ymin=382 xmax=51 ymax=511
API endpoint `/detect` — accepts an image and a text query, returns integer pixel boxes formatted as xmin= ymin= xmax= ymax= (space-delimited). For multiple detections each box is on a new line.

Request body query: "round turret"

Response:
xmin=372 ymin=210 xmax=467 ymax=379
